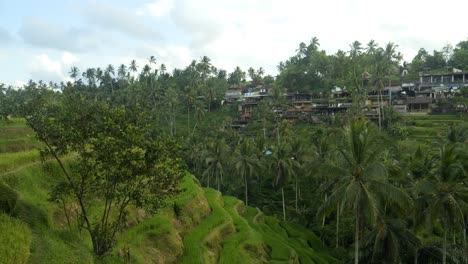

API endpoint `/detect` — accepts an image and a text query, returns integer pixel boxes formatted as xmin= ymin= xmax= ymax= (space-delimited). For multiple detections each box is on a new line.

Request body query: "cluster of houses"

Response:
xmin=224 ymin=70 xmax=468 ymax=126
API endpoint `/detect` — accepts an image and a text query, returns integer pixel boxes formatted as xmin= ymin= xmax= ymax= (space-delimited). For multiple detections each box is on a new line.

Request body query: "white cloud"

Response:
xmin=30 ymin=54 xmax=72 ymax=82
xmin=61 ymin=52 xmax=78 ymax=65
xmin=146 ymin=0 xmax=175 ymax=18
xmin=3 ymin=0 xmax=468 ymax=84
xmin=14 ymin=80 xmax=26 ymax=88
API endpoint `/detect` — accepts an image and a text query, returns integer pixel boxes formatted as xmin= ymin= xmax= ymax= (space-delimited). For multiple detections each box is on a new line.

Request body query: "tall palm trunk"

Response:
xmin=187 ymin=106 xmax=190 ymax=134
xmin=336 ymin=203 xmax=340 ymax=248
xmin=245 ymin=174 xmax=248 ymax=206
xmin=355 ymin=213 xmax=360 ymax=264
xmin=282 ymin=187 xmax=286 ymax=221
xmin=295 ymin=175 xmax=298 ymax=212
xmin=414 ymin=248 xmax=418 ymax=264
xmin=443 ymin=229 xmax=447 ymax=264
xmin=463 ymin=227 xmax=467 ymax=264
xmin=322 ymin=193 xmax=328 ymax=227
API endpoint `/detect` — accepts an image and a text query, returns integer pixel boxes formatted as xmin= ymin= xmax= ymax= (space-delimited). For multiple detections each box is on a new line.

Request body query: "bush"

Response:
xmin=0 ymin=213 xmax=32 ymax=264
xmin=0 ymin=182 xmax=17 ymax=214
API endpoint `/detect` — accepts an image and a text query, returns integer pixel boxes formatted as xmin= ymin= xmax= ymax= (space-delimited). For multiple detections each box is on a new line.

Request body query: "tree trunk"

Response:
xmin=245 ymin=174 xmax=248 ymax=206
xmin=187 ymin=106 xmax=190 ymax=134
xmin=61 ymin=198 xmax=71 ymax=230
xmin=443 ymin=229 xmax=447 ymax=264
xmin=336 ymin=203 xmax=340 ymax=248
xmin=282 ymin=187 xmax=286 ymax=221
xmin=453 ymin=228 xmax=456 ymax=245
xmin=355 ymin=213 xmax=359 ymax=264
xmin=295 ymin=176 xmax=298 ymax=212
xmin=463 ymin=227 xmax=467 ymax=264
xmin=322 ymin=194 xmax=328 ymax=227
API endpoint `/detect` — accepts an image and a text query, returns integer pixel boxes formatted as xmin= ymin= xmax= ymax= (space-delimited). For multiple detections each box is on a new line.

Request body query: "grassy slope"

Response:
xmin=403 ymin=113 xmax=468 ymax=143
xmin=0 ymin=119 xmax=338 ymax=263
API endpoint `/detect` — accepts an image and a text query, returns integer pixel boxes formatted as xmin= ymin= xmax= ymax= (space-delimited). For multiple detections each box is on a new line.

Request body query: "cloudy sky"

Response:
xmin=0 ymin=0 xmax=467 ymax=86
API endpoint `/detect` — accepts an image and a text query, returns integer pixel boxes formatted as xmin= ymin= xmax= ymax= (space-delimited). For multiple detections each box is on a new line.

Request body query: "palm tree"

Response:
xmin=366 ymin=40 xmax=378 ymax=55
xmin=148 ymin=55 xmax=156 ymax=65
xmin=204 ymin=138 xmax=229 ymax=191
xmin=414 ymin=144 xmax=467 ymax=264
xmin=233 ymin=138 xmax=258 ymax=206
xmin=198 ymin=56 xmax=212 ymax=80
xmin=205 ymin=83 xmax=216 ymax=112
xmin=290 ymin=139 xmax=308 ymax=212
xmin=105 ymin=64 xmax=115 ymax=94
xmin=184 ymin=85 xmax=196 ymax=134
xmin=318 ymin=119 xmax=413 ymax=264
xmin=365 ymin=217 xmax=419 ymax=264
xmin=191 ymin=102 xmax=206 ymax=135
xmin=82 ymin=68 xmax=96 ymax=86
xmin=160 ymin=64 xmax=167 ymax=75
xmin=268 ymin=143 xmax=297 ymax=221
xmin=69 ymin=67 xmax=80 ymax=82
xmin=118 ymin=64 xmax=127 ymax=80
xmin=129 ymin=60 xmax=138 ymax=77
xmin=309 ymin=37 xmax=320 ymax=51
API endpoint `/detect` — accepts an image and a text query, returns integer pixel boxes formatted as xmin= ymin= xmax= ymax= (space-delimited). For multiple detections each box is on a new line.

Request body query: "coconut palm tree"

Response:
xmin=184 ymin=85 xmax=196 ymax=133
xmin=204 ymin=138 xmax=229 ymax=191
xmin=365 ymin=217 xmax=419 ymax=264
xmin=69 ymin=66 xmax=80 ymax=82
xmin=148 ymin=55 xmax=156 ymax=65
xmin=414 ymin=144 xmax=467 ymax=264
xmin=191 ymin=101 xmax=206 ymax=135
xmin=268 ymin=143 xmax=298 ymax=221
xmin=318 ymin=119 xmax=413 ymax=264
xmin=290 ymin=139 xmax=309 ymax=212
xmin=118 ymin=64 xmax=127 ymax=80
xmin=233 ymin=138 xmax=259 ymax=206
xmin=129 ymin=60 xmax=138 ymax=78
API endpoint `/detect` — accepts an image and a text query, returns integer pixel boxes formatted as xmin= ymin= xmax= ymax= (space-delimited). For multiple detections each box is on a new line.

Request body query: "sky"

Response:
xmin=0 ymin=0 xmax=467 ymax=86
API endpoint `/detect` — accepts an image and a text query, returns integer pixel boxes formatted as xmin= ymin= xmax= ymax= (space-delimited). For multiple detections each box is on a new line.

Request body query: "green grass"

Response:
xmin=402 ymin=114 xmax=468 ymax=143
xmin=0 ymin=150 xmax=40 ymax=174
xmin=219 ymin=196 xmax=268 ymax=264
xmin=180 ymin=188 xmax=235 ymax=264
xmin=0 ymin=213 xmax=32 ymax=264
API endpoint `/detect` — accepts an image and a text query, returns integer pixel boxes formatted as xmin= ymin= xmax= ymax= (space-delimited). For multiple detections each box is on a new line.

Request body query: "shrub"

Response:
xmin=0 ymin=182 xmax=17 ymax=214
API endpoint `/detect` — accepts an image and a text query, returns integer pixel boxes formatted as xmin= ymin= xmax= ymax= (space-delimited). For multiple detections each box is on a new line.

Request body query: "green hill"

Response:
xmin=0 ymin=119 xmax=339 ymax=264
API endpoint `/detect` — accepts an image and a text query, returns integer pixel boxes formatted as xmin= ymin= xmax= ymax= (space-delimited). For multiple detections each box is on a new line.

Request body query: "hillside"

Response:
xmin=0 ymin=118 xmax=339 ymax=264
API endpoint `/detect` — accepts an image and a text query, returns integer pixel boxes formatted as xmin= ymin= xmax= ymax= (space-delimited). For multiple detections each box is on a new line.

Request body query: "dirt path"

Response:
xmin=0 ymin=160 xmax=42 ymax=177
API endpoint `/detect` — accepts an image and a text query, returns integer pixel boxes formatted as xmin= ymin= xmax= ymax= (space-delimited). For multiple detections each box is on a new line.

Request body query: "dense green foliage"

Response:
xmin=0 ymin=182 xmax=17 ymax=214
xmin=0 ymin=37 xmax=468 ymax=263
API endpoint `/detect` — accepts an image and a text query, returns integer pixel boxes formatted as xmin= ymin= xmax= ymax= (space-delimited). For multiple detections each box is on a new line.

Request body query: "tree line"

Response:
xmin=1 ymin=37 xmax=467 ymax=263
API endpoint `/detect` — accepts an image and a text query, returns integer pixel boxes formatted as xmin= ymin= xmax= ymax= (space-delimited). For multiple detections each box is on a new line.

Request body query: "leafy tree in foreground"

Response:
xmin=23 ymin=91 xmax=184 ymax=256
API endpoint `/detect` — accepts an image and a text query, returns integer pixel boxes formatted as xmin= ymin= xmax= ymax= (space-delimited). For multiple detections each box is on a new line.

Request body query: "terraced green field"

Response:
xmin=402 ymin=113 xmax=468 ymax=142
xmin=0 ymin=119 xmax=338 ymax=263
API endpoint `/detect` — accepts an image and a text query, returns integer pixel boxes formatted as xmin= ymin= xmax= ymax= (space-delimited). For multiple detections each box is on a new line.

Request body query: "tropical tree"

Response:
xmin=233 ymin=138 xmax=259 ymax=206
xmin=204 ymin=138 xmax=230 ymax=191
xmin=318 ymin=119 xmax=413 ymax=264
xmin=129 ymin=60 xmax=138 ymax=75
xmin=69 ymin=67 xmax=80 ymax=82
xmin=414 ymin=144 xmax=467 ymax=264
xmin=268 ymin=143 xmax=298 ymax=221
xmin=23 ymin=91 xmax=184 ymax=256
